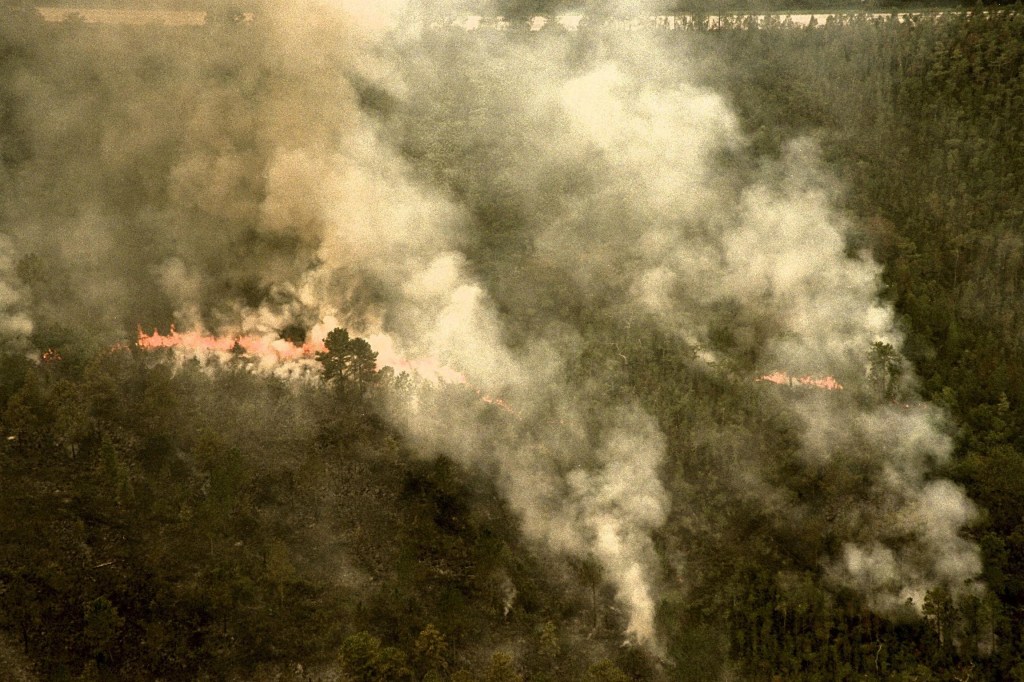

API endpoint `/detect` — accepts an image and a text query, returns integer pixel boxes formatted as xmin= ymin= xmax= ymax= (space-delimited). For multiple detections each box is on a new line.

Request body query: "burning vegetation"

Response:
xmin=137 ymin=326 xmax=324 ymax=360
xmin=4 ymin=1 xmax=1019 ymax=680
xmin=757 ymin=370 xmax=843 ymax=390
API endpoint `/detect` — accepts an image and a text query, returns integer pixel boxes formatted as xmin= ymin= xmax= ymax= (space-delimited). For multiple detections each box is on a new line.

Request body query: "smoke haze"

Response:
xmin=0 ymin=0 xmax=980 ymax=649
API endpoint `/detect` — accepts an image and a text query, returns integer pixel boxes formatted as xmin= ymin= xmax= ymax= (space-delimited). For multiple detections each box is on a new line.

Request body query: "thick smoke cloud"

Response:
xmin=0 ymin=0 xmax=980 ymax=647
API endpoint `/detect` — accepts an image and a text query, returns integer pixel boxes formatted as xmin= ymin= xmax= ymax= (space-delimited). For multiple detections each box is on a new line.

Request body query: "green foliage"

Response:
xmin=688 ymin=12 xmax=1024 ymax=677
xmin=868 ymin=341 xmax=904 ymax=401
xmin=83 ymin=597 xmax=123 ymax=662
xmin=339 ymin=632 xmax=413 ymax=682
xmin=584 ymin=659 xmax=632 ymax=682
xmin=483 ymin=651 xmax=524 ymax=682
xmin=413 ymin=623 xmax=451 ymax=678
xmin=0 ymin=338 xmax=599 ymax=679
xmin=537 ymin=620 xmax=560 ymax=660
xmin=316 ymin=328 xmax=379 ymax=388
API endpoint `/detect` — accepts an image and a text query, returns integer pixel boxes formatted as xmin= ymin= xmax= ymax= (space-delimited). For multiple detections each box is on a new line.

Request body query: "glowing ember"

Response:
xmin=477 ymin=392 xmax=518 ymax=416
xmin=757 ymin=371 xmax=843 ymax=391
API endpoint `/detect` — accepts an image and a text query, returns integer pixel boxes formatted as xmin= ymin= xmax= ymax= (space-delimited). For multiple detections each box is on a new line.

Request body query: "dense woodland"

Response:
xmin=2 ymin=6 xmax=1024 ymax=681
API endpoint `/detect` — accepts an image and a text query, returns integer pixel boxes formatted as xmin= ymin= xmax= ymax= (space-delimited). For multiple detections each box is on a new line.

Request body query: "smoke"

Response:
xmin=0 ymin=236 xmax=32 ymax=347
xmin=287 ymin=104 xmax=671 ymax=640
xmin=355 ymin=4 xmax=978 ymax=623
xmin=0 ymin=0 xmax=981 ymax=648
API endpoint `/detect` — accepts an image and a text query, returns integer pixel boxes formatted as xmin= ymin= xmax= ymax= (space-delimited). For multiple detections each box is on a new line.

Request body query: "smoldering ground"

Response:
xmin=0 ymin=0 xmax=980 ymax=660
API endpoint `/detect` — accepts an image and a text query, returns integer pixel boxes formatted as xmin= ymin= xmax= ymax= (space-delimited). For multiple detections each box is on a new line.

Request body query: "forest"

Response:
xmin=2 ymin=3 xmax=1024 ymax=681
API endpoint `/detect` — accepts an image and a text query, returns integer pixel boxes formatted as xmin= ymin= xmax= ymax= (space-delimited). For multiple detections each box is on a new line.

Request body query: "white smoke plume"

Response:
xmin=287 ymin=100 xmax=672 ymax=642
xmin=0 ymin=0 xmax=981 ymax=648
xmin=284 ymin=4 xmax=976 ymax=636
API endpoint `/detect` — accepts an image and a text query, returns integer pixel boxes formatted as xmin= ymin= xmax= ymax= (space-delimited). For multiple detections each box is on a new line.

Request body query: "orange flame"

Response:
xmin=135 ymin=325 xmax=519 ymax=414
xmin=135 ymin=326 xmax=476 ymax=385
xmin=757 ymin=371 xmax=843 ymax=391
xmin=137 ymin=326 xmax=324 ymax=361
